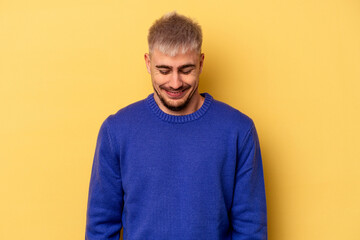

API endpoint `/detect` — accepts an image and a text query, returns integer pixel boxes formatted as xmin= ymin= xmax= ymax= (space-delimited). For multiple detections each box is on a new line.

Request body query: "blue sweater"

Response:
xmin=86 ymin=93 xmax=267 ymax=240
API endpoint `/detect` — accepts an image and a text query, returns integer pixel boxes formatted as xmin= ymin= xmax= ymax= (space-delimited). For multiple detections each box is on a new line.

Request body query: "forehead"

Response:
xmin=151 ymin=48 xmax=200 ymax=66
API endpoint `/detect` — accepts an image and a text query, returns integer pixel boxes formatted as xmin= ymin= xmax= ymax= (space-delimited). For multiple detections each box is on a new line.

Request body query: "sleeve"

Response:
xmin=231 ymin=123 xmax=267 ymax=240
xmin=85 ymin=118 xmax=124 ymax=240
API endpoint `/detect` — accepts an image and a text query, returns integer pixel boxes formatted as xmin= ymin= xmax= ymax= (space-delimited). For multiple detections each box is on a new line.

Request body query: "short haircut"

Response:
xmin=147 ymin=11 xmax=202 ymax=56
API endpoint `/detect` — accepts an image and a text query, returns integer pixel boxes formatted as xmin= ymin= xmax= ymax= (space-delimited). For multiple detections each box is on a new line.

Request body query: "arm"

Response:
xmin=85 ymin=118 xmax=123 ymax=240
xmin=231 ymin=123 xmax=267 ymax=240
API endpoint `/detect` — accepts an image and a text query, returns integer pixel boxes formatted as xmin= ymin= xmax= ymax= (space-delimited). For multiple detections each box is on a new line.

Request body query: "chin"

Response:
xmin=162 ymin=98 xmax=189 ymax=112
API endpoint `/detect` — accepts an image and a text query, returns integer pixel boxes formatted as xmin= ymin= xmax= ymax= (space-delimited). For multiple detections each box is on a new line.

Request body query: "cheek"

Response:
xmin=151 ymin=74 xmax=168 ymax=86
xmin=184 ymin=74 xmax=199 ymax=85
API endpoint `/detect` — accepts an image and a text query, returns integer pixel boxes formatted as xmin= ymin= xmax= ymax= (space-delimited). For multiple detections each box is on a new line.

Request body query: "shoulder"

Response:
xmin=102 ymin=96 xmax=150 ymax=131
xmin=207 ymin=96 xmax=260 ymax=149
xmin=208 ymin=95 xmax=254 ymax=130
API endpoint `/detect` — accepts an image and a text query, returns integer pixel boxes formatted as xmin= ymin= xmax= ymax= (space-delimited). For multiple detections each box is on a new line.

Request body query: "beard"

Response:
xmin=153 ymin=85 xmax=198 ymax=112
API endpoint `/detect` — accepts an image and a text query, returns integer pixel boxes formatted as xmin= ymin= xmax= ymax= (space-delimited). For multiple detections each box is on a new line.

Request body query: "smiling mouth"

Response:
xmin=164 ymin=88 xmax=188 ymax=99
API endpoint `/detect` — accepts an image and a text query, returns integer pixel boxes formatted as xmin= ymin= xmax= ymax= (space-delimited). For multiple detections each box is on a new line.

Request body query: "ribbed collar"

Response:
xmin=146 ymin=93 xmax=213 ymax=123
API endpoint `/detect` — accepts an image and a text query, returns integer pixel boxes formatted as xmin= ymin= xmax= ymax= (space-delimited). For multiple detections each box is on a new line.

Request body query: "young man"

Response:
xmin=86 ymin=12 xmax=267 ymax=240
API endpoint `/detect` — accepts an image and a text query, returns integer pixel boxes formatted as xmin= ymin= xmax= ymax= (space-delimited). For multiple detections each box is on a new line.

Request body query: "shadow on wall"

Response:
xmin=260 ymin=136 xmax=283 ymax=239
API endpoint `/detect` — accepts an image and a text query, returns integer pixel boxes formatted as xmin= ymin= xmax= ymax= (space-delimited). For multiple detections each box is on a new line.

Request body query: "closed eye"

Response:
xmin=156 ymin=65 xmax=171 ymax=75
xmin=159 ymin=70 xmax=170 ymax=75
xmin=180 ymin=70 xmax=192 ymax=75
xmin=179 ymin=67 xmax=195 ymax=75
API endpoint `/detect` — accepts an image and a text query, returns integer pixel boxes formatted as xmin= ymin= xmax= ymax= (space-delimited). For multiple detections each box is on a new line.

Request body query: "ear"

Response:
xmin=144 ymin=53 xmax=151 ymax=74
xmin=199 ymin=53 xmax=205 ymax=74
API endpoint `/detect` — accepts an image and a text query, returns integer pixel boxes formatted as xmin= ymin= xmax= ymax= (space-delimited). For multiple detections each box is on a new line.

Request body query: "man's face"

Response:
xmin=145 ymin=48 xmax=204 ymax=115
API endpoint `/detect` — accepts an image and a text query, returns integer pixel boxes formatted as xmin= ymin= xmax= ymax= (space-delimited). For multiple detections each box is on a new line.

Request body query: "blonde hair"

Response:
xmin=147 ymin=11 xmax=202 ymax=56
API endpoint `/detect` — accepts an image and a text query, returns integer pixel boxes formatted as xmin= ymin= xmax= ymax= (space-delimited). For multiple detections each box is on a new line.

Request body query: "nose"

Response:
xmin=168 ymin=72 xmax=183 ymax=89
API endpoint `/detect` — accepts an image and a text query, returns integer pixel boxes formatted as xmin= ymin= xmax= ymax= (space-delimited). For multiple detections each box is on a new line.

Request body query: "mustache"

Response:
xmin=159 ymin=85 xmax=191 ymax=92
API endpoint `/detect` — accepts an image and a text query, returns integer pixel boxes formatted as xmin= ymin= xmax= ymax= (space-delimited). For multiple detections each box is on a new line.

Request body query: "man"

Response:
xmin=86 ymin=12 xmax=267 ymax=240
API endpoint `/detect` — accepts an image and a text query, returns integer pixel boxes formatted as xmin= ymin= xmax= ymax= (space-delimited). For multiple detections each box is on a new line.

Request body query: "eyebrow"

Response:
xmin=155 ymin=65 xmax=172 ymax=69
xmin=155 ymin=64 xmax=196 ymax=70
xmin=179 ymin=64 xmax=196 ymax=70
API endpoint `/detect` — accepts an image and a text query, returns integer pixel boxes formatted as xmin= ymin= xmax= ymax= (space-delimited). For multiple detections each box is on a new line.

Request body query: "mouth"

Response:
xmin=163 ymin=88 xmax=189 ymax=99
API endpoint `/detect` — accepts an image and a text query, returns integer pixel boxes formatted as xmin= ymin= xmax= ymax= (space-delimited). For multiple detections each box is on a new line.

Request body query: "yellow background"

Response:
xmin=1 ymin=0 xmax=359 ymax=239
